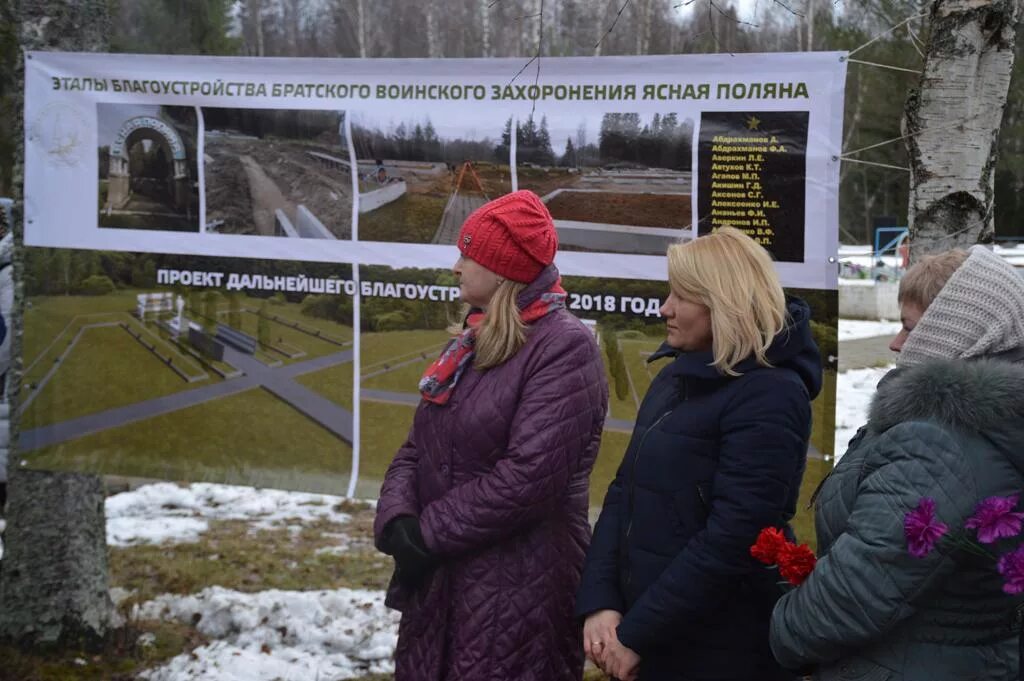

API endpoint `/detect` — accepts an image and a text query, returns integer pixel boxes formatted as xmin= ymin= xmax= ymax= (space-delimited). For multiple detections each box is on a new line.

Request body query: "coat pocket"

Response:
xmin=670 ymin=483 xmax=712 ymax=538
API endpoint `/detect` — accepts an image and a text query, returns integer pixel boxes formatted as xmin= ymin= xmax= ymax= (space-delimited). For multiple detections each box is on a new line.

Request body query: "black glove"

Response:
xmin=383 ymin=516 xmax=437 ymax=588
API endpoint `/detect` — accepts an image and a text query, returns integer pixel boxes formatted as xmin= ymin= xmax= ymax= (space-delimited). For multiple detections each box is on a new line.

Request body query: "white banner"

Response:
xmin=25 ymin=51 xmax=846 ymax=289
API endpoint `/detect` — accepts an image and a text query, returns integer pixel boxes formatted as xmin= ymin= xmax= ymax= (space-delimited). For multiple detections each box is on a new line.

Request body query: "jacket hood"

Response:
xmin=649 ymin=297 xmax=823 ymax=399
xmin=868 ymin=358 xmax=1024 ymax=473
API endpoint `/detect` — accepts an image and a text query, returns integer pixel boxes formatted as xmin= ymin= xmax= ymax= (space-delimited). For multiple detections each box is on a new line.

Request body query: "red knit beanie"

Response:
xmin=458 ymin=190 xmax=558 ymax=284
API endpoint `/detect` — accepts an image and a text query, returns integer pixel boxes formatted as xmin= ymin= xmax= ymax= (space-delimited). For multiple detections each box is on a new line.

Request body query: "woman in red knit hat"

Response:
xmin=374 ymin=190 xmax=609 ymax=681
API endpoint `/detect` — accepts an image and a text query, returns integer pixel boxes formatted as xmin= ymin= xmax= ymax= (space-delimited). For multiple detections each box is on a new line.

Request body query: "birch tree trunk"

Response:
xmin=425 ymin=0 xmax=441 ymax=58
xmin=904 ymin=0 xmax=1019 ymax=259
xmin=356 ymin=0 xmax=366 ymax=58
xmin=0 ymin=0 xmax=113 ymax=646
xmin=480 ymin=0 xmax=490 ymax=57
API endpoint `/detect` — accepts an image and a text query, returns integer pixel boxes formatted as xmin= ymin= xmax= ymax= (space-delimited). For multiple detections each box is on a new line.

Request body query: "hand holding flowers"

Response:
xmin=750 ymin=527 xmax=817 ymax=587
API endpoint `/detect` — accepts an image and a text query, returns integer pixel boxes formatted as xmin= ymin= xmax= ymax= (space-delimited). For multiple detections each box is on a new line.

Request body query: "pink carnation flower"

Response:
xmin=997 ymin=545 xmax=1024 ymax=595
xmin=964 ymin=494 xmax=1024 ymax=544
xmin=904 ymin=497 xmax=948 ymax=558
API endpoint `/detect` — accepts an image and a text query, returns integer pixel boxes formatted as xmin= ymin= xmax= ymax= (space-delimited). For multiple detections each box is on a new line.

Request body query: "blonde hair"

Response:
xmin=666 ymin=227 xmax=786 ymax=375
xmin=449 ymin=280 xmax=529 ymax=370
xmin=898 ymin=249 xmax=969 ymax=310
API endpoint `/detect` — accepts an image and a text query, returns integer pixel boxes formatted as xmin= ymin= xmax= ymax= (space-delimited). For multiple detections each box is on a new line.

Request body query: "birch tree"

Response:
xmin=0 ymin=0 xmax=113 ymax=645
xmin=905 ymin=0 xmax=1020 ymax=258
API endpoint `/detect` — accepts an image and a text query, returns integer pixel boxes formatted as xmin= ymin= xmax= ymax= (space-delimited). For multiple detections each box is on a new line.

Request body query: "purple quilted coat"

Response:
xmin=374 ymin=280 xmax=608 ymax=681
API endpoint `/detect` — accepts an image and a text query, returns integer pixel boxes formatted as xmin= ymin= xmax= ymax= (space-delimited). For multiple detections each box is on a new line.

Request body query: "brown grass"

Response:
xmin=546 ymin=192 xmax=691 ymax=228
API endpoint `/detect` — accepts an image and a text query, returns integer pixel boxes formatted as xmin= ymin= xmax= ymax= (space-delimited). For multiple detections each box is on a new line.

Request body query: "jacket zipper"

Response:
xmin=624 ymin=379 xmax=686 ymax=589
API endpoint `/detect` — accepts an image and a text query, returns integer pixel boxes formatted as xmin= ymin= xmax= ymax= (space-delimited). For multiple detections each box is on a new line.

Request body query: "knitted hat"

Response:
xmin=899 ymin=245 xmax=1024 ymax=366
xmin=457 ymin=190 xmax=558 ymax=284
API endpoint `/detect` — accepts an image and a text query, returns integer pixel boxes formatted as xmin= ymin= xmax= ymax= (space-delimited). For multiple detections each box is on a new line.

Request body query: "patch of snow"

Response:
xmin=835 ymin=365 xmax=893 ymax=461
xmin=107 ymin=516 xmax=209 ymax=547
xmin=105 ymin=483 xmax=359 ymax=547
xmin=110 ymin=586 xmax=138 ymax=607
xmin=838 ymin=319 xmax=902 ymax=342
xmin=138 ymin=586 xmax=398 ymax=681
xmin=315 ymin=545 xmax=349 ymax=557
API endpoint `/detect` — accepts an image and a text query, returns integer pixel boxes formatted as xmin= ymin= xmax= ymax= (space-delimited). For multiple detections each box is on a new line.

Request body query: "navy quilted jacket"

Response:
xmin=374 ymin=271 xmax=608 ymax=681
xmin=576 ymin=297 xmax=822 ymax=681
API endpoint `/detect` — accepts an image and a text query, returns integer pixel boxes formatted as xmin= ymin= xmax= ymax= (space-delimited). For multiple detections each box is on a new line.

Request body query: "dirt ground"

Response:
xmin=546 ymin=191 xmax=691 ymax=228
xmin=204 ymin=136 xmax=353 ymax=238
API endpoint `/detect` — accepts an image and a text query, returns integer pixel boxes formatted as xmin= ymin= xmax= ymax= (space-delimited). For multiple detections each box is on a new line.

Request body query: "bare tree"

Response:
xmin=905 ymin=0 xmax=1020 ymax=258
xmin=0 ymin=0 xmax=114 ymax=645
xmin=480 ymin=0 xmax=492 ymax=56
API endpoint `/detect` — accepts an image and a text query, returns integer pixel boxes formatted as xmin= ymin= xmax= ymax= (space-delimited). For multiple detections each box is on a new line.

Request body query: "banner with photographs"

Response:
xmin=18 ymin=51 xmax=845 ymax=495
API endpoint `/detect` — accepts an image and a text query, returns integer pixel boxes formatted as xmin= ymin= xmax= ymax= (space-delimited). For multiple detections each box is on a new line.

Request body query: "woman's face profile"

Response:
xmin=452 ymin=255 xmax=502 ymax=308
xmin=660 ymin=290 xmax=712 ymax=352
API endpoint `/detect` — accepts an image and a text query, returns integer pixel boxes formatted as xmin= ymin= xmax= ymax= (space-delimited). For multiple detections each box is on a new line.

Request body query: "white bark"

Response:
xmin=480 ymin=0 xmax=490 ymax=57
xmin=636 ymin=0 xmax=652 ymax=55
xmin=594 ymin=0 xmax=611 ymax=56
xmin=904 ymin=0 xmax=1019 ymax=258
xmin=807 ymin=0 xmax=816 ymax=50
xmin=356 ymin=0 xmax=366 ymax=57
xmin=533 ymin=0 xmax=542 ymax=55
xmin=1 ymin=0 xmax=113 ymax=646
xmin=425 ymin=0 xmax=441 ymax=58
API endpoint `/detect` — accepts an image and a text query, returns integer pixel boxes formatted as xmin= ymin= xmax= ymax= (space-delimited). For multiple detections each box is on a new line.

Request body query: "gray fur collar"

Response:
xmin=868 ymin=358 xmax=1024 ymax=434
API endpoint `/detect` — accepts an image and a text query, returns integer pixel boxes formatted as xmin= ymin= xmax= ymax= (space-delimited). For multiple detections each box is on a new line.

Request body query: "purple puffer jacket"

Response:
xmin=374 ymin=279 xmax=608 ymax=681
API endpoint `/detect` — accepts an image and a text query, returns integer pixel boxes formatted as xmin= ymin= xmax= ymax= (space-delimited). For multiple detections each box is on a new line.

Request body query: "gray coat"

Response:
xmin=771 ymin=358 xmax=1024 ymax=681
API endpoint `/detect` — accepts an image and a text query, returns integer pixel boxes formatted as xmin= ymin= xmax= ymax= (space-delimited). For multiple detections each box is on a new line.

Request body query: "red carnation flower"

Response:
xmin=777 ymin=542 xmax=817 ymax=586
xmin=750 ymin=527 xmax=789 ymax=565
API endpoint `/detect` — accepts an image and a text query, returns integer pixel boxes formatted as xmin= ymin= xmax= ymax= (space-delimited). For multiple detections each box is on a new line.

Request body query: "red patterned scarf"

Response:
xmin=418 ymin=280 xmax=567 ymax=405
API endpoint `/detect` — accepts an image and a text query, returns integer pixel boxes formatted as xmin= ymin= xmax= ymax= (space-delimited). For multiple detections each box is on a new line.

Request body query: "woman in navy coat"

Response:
xmin=577 ymin=227 xmax=822 ymax=681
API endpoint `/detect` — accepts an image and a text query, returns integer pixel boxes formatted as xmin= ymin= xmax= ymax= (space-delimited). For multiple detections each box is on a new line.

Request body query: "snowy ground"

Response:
xmin=104 ymin=483 xmax=395 ymax=681
xmin=839 ymin=243 xmax=1024 ymax=273
xmin=137 ymin=587 xmax=397 ymax=681
xmin=106 ymin=482 xmax=357 ymax=547
xmin=837 ymin=319 xmax=902 ymax=342
xmin=834 ymin=365 xmax=893 ymax=460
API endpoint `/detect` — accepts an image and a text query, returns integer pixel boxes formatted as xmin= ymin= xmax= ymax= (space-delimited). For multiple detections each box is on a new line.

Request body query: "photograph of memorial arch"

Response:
xmin=97 ymin=103 xmax=200 ymax=232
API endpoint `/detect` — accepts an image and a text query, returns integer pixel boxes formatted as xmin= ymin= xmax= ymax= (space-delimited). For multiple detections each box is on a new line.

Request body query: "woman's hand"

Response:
xmin=583 ymin=609 xmax=622 ymax=666
xmin=601 ymin=633 xmax=640 ymax=681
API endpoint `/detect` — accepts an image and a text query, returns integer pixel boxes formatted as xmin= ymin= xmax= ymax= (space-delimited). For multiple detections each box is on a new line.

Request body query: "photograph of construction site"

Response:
xmin=202 ymin=107 xmax=353 ymax=239
xmin=19 ymin=247 xmax=355 ymax=494
xmin=348 ymin=111 xmax=513 ymax=244
xmin=515 ymin=111 xmax=695 ymax=255
xmin=97 ymin=104 xmax=200 ymax=232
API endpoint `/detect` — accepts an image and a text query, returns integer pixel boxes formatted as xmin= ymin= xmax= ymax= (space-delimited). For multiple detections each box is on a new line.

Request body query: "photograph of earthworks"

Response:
xmin=18 ymin=248 xmax=355 ymax=494
xmin=516 ymin=111 xmax=695 ymax=255
xmin=348 ymin=110 xmax=513 ymax=243
xmin=202 ymin=107 xmax=353 ymax=239
xmin=97 ymin=103 xmax=200 ymax=232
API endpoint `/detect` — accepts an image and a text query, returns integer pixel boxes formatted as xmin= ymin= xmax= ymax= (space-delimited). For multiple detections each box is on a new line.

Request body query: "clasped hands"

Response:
xmin=583 ymin=609 xmax=640 ymax=681
xmin=381 ymin=515 xmax=437 ymax=589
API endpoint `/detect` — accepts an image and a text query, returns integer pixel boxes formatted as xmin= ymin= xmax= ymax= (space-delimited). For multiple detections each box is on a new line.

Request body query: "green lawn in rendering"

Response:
xmin=22 ymin=324 xmax=219 ymax=429
xmin=28 ymin=387 xmax=353 ymax=494
xmin=235 ymin=310 xmax=348 ymax=360
xmin=260 ymin=302 xmax=354 ymax=342
xmin=295 ymin=363 xmax=354 ymax=411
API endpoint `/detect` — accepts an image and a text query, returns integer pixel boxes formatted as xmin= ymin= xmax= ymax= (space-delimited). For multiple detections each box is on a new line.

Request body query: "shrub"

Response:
xmin=79 ymin=274 xmax=115 ymax=296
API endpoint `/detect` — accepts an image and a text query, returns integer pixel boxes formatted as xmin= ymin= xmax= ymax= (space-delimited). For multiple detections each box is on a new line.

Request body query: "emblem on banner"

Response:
xmin=30 ymin=102 xmax=88 ymax=168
